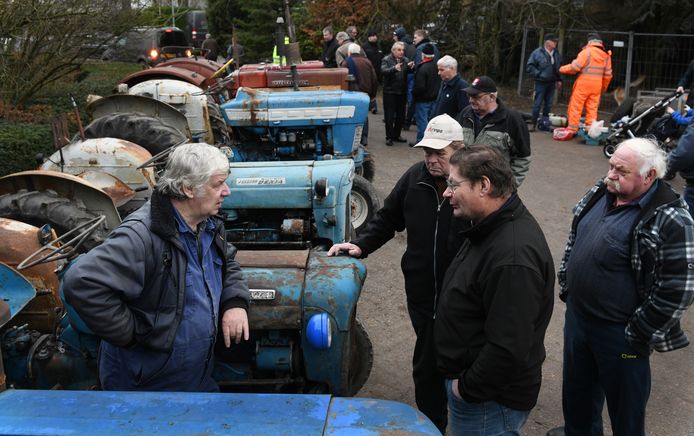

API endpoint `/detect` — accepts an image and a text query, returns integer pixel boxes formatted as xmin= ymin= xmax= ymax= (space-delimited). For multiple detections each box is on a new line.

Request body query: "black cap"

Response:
xmin=367 ymin=30 xmax=377 ymax=37
xmin=422 ymin=44 xmax=435 ymax=55
xmin=463 ymin=76 xmax=497 ymax=95
xmin=544 ymin=33 xmax=558 ymax=42
xmin=587 ymin=32 xmax=602 ymax=41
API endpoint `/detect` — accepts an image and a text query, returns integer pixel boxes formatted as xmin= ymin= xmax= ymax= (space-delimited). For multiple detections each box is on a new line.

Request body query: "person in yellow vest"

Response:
xmin=557 ymin=32 xmax=612 ymax=140
xmin=273 ymin=36 xmax=290 ymax=66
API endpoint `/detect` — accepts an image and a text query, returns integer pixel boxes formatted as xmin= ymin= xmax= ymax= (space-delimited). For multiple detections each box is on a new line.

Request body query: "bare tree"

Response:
xmin=0 ymin=0 xmax=141 ymax=106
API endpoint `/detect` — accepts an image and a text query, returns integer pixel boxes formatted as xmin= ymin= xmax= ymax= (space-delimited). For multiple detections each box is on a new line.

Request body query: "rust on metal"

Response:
xmin=0 ymin=219 xmax=61 ymax=332
xmin=235 ymin=250 xmax=309 ymax=269
xmin=78 ymin=171 xmax=136 ymax=207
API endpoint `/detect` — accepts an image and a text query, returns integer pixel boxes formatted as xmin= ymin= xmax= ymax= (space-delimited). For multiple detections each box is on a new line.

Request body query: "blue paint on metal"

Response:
xmin=0 ymin=390 xmax=332 ymax=435
xmin=0 ymin=390 xmax=440 ymax=435
xmin=326 ymin=397 xmax=441 ymax=435
xmin=0 ymin=262 xmax=36 ymax=327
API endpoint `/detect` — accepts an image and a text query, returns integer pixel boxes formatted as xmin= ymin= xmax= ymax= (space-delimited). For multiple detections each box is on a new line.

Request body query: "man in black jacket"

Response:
xmin=411 ymin=44 xmax=441 ymax=145
xmin=321 ymin=26 xmax=339 ymax=68
xmin=436 ymin=145 xmax=554 ymax=435
xmin=64 ymin=143 xmax=250 ymax=392
xmin=363 ymin=30 xmax=383 ymax=114
xmin=431 ymin=55 xmax=469 ymax=119
xmin=328 ymin=114 xmax=467 ymax=433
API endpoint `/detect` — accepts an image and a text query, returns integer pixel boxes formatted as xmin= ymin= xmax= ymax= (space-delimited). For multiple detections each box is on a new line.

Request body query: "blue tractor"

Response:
xmin=0 ymin=157 xmax=373 ymax=396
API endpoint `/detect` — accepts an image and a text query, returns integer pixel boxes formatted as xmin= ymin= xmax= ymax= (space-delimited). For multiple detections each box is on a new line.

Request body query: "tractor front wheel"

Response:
xmin=351 ymin=175 xmax=380 ymax=235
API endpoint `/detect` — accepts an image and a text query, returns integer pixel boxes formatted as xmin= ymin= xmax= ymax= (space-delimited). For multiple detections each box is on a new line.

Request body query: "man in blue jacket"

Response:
xmin=64 ymin=143 xmax=250 ymax=392
xmin=667 ymin=121 xmax=694 ymax=212
xmin=526 ymin=33 xmax=562 ymax=131
xmin=431 ymin=55 xmax=469 ymax=119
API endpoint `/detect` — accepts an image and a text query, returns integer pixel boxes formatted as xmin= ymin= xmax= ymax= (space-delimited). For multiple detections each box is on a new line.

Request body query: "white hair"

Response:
xmin=157 ymin=143 xmax=230 ymax=199
xmin=348 ymin=43 xmax=361 ymax=55
xmin=616 ymin=137 xmax=668 ymax=178
xmin=437 ymin=55 xmax=458 ymax=70
xmin=336 ymin=32 xmax=349 ymax=43
xmin=391 ymin=41 xmax=405 ymax=53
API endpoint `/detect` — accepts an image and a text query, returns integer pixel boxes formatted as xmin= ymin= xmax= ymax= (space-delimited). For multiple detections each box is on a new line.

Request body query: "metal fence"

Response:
xmin=517 ymin=27 xmax=694 ymax=114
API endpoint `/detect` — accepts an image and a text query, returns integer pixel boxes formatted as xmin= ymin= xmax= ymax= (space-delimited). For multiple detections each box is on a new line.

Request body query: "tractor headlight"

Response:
xmin=306 ymin=313 xmax=331 ymax=350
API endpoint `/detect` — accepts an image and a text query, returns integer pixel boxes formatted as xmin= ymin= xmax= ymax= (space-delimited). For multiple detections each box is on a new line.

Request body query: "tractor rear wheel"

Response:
xmin=351 ymin=175 xmax=380 ymax=235
xmin=0 ymin=190 xmax=109 ymax=252
xmin=84 ymin=112 xmax=186 ymax=155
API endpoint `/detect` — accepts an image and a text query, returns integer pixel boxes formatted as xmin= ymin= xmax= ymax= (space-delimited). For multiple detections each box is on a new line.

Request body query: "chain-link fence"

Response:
xmin=517 ymin=27 xmax=694 ymax=114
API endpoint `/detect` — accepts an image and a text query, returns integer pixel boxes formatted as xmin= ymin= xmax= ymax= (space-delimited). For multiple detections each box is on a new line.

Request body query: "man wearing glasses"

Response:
xmin=435 ymin=145 xmax=554 ymax=435
xmin=327 ymin=114 xmax=467 ymax=433
xmin=456 ymin=76 xmax=532 ymax=186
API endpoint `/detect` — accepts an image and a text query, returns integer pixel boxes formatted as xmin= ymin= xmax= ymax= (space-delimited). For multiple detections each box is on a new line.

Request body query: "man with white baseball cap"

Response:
xmin=328 ymin=114 xmax=466 ymax=432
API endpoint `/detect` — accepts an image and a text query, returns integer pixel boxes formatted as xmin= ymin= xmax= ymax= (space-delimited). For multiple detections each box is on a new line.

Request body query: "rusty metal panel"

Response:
xmin=0 ymin=219 xmax=61 ymax=332
xmin=235 ymin=249 xmax=309 ymax=269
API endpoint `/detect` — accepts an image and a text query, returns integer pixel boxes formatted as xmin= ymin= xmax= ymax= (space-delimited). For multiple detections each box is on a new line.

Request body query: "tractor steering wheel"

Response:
xmin=17 ymin=215 xmax=107 ymax=270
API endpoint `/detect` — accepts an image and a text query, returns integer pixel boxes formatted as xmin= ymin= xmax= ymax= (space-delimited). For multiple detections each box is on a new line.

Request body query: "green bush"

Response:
xmin=0 ymin=122 xmax=53 ymax=175
xmin=0 ymin=62 xmax=141 ymax=177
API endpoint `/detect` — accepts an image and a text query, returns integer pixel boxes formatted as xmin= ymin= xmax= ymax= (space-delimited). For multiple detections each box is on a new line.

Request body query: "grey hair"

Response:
xmin=156 ymin=143 xmax=230 ymax=199
xmin=322 ymin=27 xmax=333 ymax=35
xmin=348 ymin=43 xmax=361 ymax=55
xmin=336 ymin=32 xmax=349 ymax=43
xmin=615 ymin=137 xmax=668 ymax=178
xmin=346 ymin=26 xmax=357 ymax=34
xmin=437 ymin=55 xmax=457 ymax=70
xmin=391 ymin=41 xmax=405 ymax=53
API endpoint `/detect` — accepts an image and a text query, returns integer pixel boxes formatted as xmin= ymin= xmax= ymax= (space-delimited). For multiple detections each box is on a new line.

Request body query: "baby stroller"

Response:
xmin=602 ymin=90 xmax=684 ymax=158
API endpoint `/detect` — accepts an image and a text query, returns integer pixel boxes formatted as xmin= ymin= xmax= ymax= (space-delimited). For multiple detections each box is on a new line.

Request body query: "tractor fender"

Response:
xmin=0 ymin=171 xmax=121 ymax=232
xmin=87 ymin=94 xmax=191 ymax=140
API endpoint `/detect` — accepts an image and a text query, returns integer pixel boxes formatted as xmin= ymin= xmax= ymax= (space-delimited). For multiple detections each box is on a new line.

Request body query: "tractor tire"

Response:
xmin=339 ymin=317 xmax=373 ymax=396
xmin=355 ymin=154 xmax=376 ymax=182
xmin=84 ymin=112 xmax=186 ymax=155
xmin=208 ymin=100 xmax=231 ymax=146
xmin=0 ymin=190 xmax=109 ymax=252
xmin=351 ymin=175 xmax=380 ymax=235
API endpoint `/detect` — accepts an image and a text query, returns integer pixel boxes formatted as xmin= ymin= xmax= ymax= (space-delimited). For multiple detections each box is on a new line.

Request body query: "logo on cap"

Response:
xmin=472 ymin=77 xmax=480 ymax=86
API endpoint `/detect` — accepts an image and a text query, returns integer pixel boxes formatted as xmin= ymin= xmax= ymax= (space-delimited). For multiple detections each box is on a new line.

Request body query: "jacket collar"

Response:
xmin=462 ymin=193 xmax=520 ymax=242
xmin=150 ymin=190 xmax=178 ymax=240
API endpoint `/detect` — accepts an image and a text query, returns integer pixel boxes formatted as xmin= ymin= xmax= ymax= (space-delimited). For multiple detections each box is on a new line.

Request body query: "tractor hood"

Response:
xmin=0 ymin=390 xmax=440 ymax=435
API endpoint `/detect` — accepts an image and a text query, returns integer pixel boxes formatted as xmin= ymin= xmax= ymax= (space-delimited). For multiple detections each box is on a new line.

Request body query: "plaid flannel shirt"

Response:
xmin=558 ymin=180 xmax=694 ymax=352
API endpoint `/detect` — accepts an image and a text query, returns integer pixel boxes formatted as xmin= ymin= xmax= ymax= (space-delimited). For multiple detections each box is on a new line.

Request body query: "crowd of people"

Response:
xmin=64 ymin=22 xmax=694 ymax=436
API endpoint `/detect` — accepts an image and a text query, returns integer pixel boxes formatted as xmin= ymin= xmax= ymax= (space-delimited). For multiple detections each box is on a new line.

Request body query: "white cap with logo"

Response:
xmin=413 ymin=114 xmax=464 ymax=150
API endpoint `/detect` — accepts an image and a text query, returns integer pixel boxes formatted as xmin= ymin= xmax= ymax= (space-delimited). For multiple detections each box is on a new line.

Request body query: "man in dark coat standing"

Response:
xmin=431 ymin=55 xmax=469 ymax=119
xmin=363 ymin=30 xmax=384 ymax=114
xmin=411 ymin=44 xmax=441 ymax=144
xmin=322 ymin=26 xmax=339 ymax=68
xmin=526 ymin=33 xmax=562 ymax=130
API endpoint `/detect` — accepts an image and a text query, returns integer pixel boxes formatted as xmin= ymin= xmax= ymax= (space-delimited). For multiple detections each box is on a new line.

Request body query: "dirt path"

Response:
xmin=355 ymin=98 xmax=694 ymax=435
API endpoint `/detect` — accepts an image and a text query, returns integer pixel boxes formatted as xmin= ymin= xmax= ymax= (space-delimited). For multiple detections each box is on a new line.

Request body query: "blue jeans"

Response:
xmin=532 ymin=81 xmax=556 ymax=122
xmin=415 ymin=101 xmax=435 ymax=142
xmin=445 ymin=379 xmax=530 ymax=436
xmin=562 ymin=301 xmax=651 ymax=436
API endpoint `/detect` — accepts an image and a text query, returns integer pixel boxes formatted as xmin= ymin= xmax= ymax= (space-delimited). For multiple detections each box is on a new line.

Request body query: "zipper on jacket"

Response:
xmin=418 ymin=180 xmax=447 ymax=319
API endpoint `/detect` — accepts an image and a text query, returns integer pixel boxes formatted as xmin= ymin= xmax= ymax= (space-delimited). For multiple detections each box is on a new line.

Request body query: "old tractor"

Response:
xmin=0 ymin=136 xmax=373 ymax=396
xmin=96 ymin=57 xmax=380 ymax=233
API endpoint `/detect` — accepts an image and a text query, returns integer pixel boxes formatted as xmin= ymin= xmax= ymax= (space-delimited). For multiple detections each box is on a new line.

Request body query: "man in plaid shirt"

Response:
xmin=551 ymin=137 xmax=694 ymax=436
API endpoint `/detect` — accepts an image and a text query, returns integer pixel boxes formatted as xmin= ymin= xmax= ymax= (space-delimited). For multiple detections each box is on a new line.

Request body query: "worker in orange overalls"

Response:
xmin=557 ymin=32 xmax=612 ymax=140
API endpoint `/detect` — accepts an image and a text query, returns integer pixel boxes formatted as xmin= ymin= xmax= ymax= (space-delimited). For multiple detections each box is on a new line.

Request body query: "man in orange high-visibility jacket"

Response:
xmin=559 ymin=32 xmax=612 ymax=136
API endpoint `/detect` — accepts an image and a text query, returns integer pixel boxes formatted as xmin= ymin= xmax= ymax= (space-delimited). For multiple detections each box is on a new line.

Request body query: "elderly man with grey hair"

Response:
xmin=336 ymin=31 xmax=364 ymax=67
xmin=64 ymin=143 xmax=250 ymax=392
xmin=431 ymin=55 xmax=469 ymax=119
xmin=548 ymin=137 xmax=694 ymax=436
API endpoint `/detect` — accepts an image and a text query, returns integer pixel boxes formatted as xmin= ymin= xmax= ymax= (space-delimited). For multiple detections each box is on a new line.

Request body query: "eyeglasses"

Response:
xmin=446 ymin=178 xmax=468 ymax=193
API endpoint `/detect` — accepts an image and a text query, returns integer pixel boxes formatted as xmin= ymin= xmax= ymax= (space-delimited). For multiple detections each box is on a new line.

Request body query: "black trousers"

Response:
xmin=408 ymin=302 xmax=448 ymax=433
xmin=383 ymin=92 xmax=406 ymax=140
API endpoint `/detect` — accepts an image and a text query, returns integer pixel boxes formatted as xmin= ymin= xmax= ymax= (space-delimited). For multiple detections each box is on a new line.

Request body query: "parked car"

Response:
xmin=182 ymin=10 xmax=208 ymax=49
xmin=101 ymin=27 xmax=192 ymax=67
